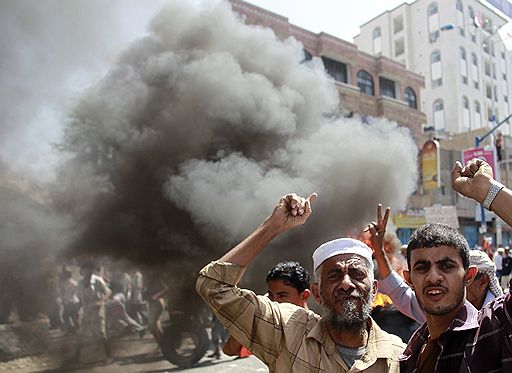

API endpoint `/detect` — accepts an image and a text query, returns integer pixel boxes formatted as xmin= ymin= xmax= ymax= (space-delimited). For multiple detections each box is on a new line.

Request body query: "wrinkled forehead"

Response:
xmin=321 ymin=253 xmax=367 ymax=270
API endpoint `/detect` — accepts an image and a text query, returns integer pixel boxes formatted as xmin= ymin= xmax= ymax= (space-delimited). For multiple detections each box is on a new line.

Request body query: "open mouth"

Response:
xmin=424 ymin=287 xmax=445 ymax=299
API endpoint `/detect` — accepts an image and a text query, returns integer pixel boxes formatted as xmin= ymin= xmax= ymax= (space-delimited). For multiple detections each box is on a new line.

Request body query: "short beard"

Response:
xmin=321 ymin=288 xmax=373 ymax=332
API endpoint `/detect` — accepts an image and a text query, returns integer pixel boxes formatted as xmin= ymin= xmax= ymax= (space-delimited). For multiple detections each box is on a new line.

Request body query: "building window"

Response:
xmin=321 ymin=56 xmax=347 ymax=83
xmin=428 ymin=3 xmax=440 ymax=42
xmin=487 ymin=106 xmax=498 ymax=123
xmin=373 ymin=27 xmax=382 ymax=55
xmin=404 ymin=87 xmax=417 ymax=109
xmin=394 ymin=16 xmax=404 ymax=33
xmin=357 ymin=70 xmax=374 ymax=96
xmin=469 ymin=6 xmax=476 ymax=42
xmin=431 ymin=50 xmax=442 ymax=87
xmin=395 ymin=38 xmax=405 ymax=57
xmin=486 ymin=83 xmax=492 ymax=99
xmin=433 ymin=99 xmax=445 ymax=130
xmin=474 ymin=101 xmax=482 ymax=128
xmin=460 ymin=47 xmax=468 ymax=84
xmin=463 ymin=96 xmax=470 ymax=129
xmin=380 ymin=77 xmax=396 ymax=98
xmin=485 ymin=59 xmax=491 ymax=77
xmin=472 ymin=53 xmax=479 ymax=89
xmin=457 ymin=0 xmax=465 ymax=36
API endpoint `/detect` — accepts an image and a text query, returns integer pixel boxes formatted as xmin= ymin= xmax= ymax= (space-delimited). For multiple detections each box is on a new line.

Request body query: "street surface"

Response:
xmin=0 ymin=329 xmax=268 ymax=373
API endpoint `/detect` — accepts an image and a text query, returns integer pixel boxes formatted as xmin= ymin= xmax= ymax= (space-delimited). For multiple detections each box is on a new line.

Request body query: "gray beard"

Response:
xmin=322 ymin=292 xmax=373 ymax=332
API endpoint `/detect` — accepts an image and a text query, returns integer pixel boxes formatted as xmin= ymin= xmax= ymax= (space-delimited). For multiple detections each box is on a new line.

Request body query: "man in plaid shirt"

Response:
xmin=400 ymin=158 xmax=512 ymax=372
xmin=197 ymin=192 xmax=405 ymax=372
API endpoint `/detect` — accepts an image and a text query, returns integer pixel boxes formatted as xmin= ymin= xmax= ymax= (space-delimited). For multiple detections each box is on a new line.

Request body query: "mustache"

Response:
xmin=334 ymin=289 xmax=363 ymax=300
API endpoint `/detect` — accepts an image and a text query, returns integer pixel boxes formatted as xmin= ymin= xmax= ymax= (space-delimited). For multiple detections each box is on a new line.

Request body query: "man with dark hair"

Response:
xmin=400 ymin=158 xmax=512 ymax=372
xmin=223 ymin=261 xmax=311 ymax=358
xmin=265 ymin=261 xmax=311 ymax=309
xmin=197 ymin=193 xmax=405 ymax=372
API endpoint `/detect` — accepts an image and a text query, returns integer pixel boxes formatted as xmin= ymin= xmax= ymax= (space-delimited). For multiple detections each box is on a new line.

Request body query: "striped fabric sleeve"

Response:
xmin=196 ymin=261 xmax=287 ymax=366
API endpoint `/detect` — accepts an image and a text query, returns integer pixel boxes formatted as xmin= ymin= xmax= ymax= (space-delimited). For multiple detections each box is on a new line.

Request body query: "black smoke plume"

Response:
xmin=54 ymin=0 xmax=418 ymax=294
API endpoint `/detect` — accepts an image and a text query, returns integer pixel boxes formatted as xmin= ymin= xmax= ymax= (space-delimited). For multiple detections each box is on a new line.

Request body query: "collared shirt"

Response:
xmin=197 ymin=261 xmax=405 ymax=373
xmin=400 ymin=296 xmax=512 ymax=372
xmin=378 ymin=271 xmax=497 ymax=324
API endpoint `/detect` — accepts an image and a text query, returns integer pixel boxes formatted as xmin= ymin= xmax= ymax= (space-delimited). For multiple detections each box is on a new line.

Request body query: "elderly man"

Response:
xmin=197 ymin=193 xmax=404 ymax=372
xmin=399 ymin=158 xmax=512 ymax=372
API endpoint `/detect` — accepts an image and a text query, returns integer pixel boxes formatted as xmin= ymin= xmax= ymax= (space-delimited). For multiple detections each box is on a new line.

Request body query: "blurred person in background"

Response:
xmin=494 ymin=247 xmax=504 ymax=282
xmin=70 ymin=260 xmax=112 ymax=365
xmin=127 ymin=270 xmax=147 ymax=326
xmin=222 ymin=261 xmax=311 ymax=359
xmin=501 ymin=247 xmax=512 ymax=291
xmin=61 ymin=269 xmax=80 ymax=335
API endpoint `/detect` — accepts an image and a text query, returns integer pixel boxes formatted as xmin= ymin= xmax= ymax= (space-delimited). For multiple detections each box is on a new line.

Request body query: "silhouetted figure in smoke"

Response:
xmin=146 ymin=273 xmax=170 ymax=345
xmin=106 ymin=292 xmax=145 ymax=339
xmin=60 ymin=269 xmax=80 ymax=335
xmin=127 ymin=270 xmax=147 ymax=326
xmin=70 ymin=260 xmax=112 ymax=365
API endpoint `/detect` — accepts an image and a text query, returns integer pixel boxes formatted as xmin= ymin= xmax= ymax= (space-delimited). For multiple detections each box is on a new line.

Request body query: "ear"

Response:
xmin=403 ymin=269 xmax=413 ymax=288
xmin=310 ymin=283 xmax=322 ymax=305
xmin=301 ymin=289 xmax=311 ymax=303
xmin=465 ymin=265 xmax=478 ymax=286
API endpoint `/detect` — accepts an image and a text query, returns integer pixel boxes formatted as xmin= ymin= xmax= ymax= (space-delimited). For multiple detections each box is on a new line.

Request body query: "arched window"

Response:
xmin=431 ymin=50 xmax=442 ymax=87
xmin=474 ymin=101 xmax=482 ymax=128
xmin=433 ymin=99 xmax=445 ymax=130
xmin=462 ymin=96 xmax=470 ymax=129
xmin=471 ymin=53 xmax=479 ymax=89
xmin=373 ymin=27 xmax=382 ymax=54
xmin=404 ymin=87 xmax=417 ymax=109
xmin=460 ymin=47 xmax=468 ymax=84
xmin=428 ymin=3 xmax=440 ymax=42
xmin=357 ymin=70 xmax=374 ymax=96
xmin=456 ymin=0 xmax=465 ymax=36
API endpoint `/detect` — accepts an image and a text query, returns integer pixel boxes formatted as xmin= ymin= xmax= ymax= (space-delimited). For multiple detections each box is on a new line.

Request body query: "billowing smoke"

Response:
xmin=55 ymin=0 xmax=417 ymax=293
xmin=0 ymin=0 xmax=166 ymax=180
xmin=0 ymin=162 xmax=69 ymax=322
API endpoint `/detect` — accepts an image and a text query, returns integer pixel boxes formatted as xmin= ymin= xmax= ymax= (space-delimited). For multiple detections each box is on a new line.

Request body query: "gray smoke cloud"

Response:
xmin=0 ymin=0 xmax=166 ymax=180
xmin=55 ymin=0 xmax=417 ymax=280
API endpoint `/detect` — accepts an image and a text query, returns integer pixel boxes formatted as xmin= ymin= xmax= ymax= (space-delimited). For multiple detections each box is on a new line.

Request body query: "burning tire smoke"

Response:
xmin=55 ymin=0 xmax=418 ymax=281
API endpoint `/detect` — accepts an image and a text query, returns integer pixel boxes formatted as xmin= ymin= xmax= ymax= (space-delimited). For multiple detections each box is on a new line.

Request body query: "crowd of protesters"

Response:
xmin=197 ymin=158 xmax=512 ymax=372
xmin=3 ymin=157 xmax=512 ymax=372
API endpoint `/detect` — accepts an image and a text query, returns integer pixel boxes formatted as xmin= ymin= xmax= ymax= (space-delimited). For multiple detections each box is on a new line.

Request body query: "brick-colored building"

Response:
xmin=229 ymin=0 xmax=428 ymax=147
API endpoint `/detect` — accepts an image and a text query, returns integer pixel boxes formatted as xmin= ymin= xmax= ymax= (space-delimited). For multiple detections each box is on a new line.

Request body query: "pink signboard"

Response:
xmin=463 ymin=147 xmax=496 ymax=175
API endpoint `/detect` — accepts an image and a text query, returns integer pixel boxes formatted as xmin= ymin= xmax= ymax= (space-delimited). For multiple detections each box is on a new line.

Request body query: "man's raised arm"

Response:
xmin=196 ymin=192 xmax=316 ymax=365
xmin=452 ymin=158 xmax=512 ymax=226
xmin=220 ymin=193 xmax=317 ymax=263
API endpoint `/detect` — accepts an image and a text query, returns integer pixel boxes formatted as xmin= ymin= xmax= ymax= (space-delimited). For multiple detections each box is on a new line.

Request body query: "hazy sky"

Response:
xmin=244 ymin=0 xmax=412 ymax=41
xmin=0 ymin=0 xmax=412 ymax=182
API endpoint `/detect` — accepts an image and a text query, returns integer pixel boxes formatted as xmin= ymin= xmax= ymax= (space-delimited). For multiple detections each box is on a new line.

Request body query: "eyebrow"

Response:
xmin=326 ymin=264 xmax=367 ymax=275
xmin=412 ymin=256 xmax=458 ymax=268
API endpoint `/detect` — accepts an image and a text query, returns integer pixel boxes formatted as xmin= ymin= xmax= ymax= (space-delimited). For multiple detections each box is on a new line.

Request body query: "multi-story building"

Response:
xmin=355 ymin=0 xmax=512 ymax=136
xmin=354 ymin=0 xmax=512 ymax=247
xmin=230 ymin=0 xmax=427 ymax=145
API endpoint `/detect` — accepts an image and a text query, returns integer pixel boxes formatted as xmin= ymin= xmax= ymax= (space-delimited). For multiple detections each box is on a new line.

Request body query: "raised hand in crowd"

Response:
xmin=452 ymin=158 xmax=512 ymax=226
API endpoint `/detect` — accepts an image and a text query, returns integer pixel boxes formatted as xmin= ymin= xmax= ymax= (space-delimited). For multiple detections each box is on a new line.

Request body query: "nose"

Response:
xmin=425 ymin=267 xmax=443 ymax=284
xmin=338 ymin=273 xmax=356 ymax=292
